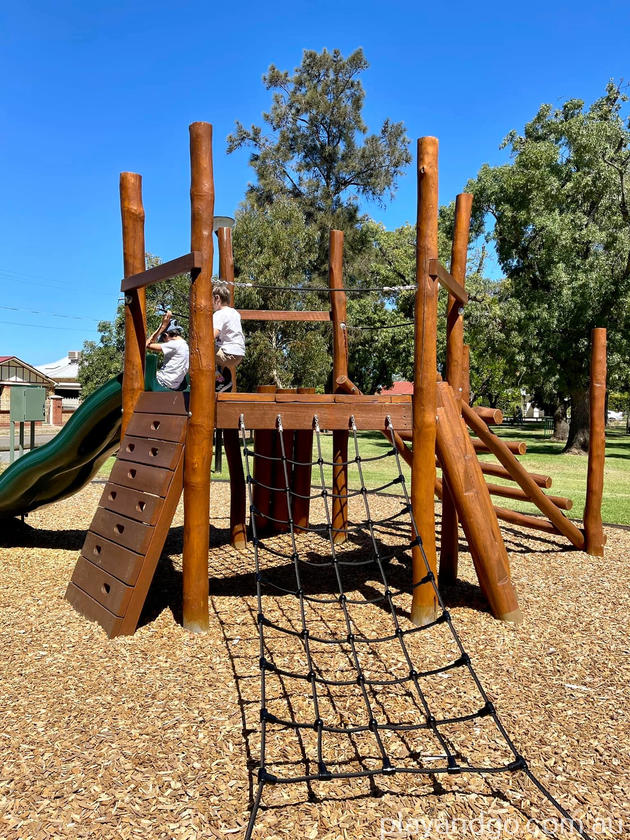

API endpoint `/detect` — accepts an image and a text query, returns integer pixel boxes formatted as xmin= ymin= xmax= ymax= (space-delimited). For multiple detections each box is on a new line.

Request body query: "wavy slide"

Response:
xmin=0 ymin=375 xmax=123 ymax=520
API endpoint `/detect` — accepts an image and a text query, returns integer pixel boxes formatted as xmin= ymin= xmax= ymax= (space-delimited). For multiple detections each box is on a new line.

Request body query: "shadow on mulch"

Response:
xmin=0 ymin=520 xmax=85 ymax=550
xmin=141 ymin=523 xmax=494 ymax=630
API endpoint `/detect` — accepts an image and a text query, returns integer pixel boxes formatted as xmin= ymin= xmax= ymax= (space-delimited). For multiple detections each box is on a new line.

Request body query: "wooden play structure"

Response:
xmin=65 ymin=123 xmax=607 ymax=638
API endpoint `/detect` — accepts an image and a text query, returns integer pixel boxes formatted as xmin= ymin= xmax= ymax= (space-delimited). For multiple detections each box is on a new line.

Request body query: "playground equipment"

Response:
xmin=0 ymin=122 xmax=604 ymax=840
xmin=57 ymin=123 xmax=607 ymax=642
xmin=0 ymin=377 xmax=122 ymax=517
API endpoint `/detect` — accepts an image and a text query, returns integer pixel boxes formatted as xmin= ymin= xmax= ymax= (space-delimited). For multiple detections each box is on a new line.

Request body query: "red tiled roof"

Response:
xmin=381 ymin=380 xmax=413 ymax=395
xmin=0 ymin=356 xmax=13 ymax=363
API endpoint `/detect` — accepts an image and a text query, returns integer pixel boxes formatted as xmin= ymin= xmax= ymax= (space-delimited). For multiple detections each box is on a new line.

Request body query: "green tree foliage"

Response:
xmin=231 ymin=197 xmax=328 ymax=391
xmin=79 ymin=318 xmax=125 ymax=397
xmin=227 ymin=47 xmax=411 ymax=283
xmin=468 ymin=82 xmax=630 ymax=451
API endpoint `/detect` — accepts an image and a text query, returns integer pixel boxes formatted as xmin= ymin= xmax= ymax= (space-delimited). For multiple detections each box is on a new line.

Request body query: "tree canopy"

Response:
xmin=228 ymin=47 xmax=411 ymax=283
xmin=468 ymin=82 xmax=630 ymax=450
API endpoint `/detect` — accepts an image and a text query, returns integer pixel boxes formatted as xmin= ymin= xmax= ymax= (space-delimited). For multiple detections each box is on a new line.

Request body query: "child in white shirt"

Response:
xmin=212 ymin=282 xmax=245 ymax=391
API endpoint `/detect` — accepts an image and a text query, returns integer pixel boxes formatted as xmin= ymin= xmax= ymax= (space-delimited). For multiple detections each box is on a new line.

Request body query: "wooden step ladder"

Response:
xmin=65 ymin=391 xmax=189 ymax=637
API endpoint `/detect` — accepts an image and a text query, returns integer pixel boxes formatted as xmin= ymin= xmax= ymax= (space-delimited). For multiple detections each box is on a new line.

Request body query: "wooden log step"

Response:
xmin=108 ymin=460 xmax=173 ymax=497
xmin=472 ymin=438 xmax=527 ymax=455
xmin=479 ymin=461 xmax=552 ymax=489
xmin=473 ymin=406 xmax=503 ymax=425
xmin=81 ymin=532 xmax=144 ymax=585
xmin=134 ymin=391 xmax=189 ymax=415
xmin=124 ymin=412 xmax=188 ymax=443
xmin=485 ymin=482 xmax=573 ymax=510
xmin=493 ymin=506 xmax=562 ymax=536
xmin=70 ymin=556 xmax=134 ymax=616
xmin=65 ymin=583 xmax=121 ymax=638
xmin=90 ymin=508 xmax=153 ymax=554
xmin=118 ymin=436 xmax=182 ymax=470
xmin=99 ymin=483 xmax=162 ymax=525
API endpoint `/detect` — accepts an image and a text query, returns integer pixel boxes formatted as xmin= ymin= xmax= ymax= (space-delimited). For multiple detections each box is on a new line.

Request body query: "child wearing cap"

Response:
xmin=146 ymin=310 xmax=190 ymax=390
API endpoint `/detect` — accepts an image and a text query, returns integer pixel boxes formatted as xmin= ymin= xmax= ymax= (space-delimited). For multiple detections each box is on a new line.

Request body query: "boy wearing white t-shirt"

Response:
xmin=212 ymin=282 xmax=245 ymax=391
xmin=146 ymin=310 xmax=189 ymax=390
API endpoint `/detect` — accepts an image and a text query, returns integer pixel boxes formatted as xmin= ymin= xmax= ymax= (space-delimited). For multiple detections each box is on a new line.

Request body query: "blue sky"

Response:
xmin=1 ymin=0 xmax=629 ymax=364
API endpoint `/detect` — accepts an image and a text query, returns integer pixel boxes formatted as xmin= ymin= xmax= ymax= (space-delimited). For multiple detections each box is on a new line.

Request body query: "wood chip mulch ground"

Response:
xmin=0 ymin=480 xmax=628 ymax=839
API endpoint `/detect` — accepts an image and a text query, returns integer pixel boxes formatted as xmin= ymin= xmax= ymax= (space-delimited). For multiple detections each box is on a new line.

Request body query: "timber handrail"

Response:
xmin=121 ymin=251 xmax=202 ymax=292
xmin=238 ymin=309 xmax=331 ymax=321
xmin=428 ymin=259 xmax=469 ymax=305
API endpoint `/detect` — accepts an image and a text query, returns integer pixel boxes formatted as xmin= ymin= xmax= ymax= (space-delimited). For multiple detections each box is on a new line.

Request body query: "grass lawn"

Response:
xmin=9 ymin=421 xmax=629 ymax=526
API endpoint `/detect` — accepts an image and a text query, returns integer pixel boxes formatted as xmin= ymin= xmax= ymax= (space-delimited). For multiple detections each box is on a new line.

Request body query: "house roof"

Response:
xmin=381 ymin=380 xmax=414 ymax=395
xmin=0 ymin=355 xmax=56 ymax=387
xmin=37 ymin=355 xmax=81 ymax=384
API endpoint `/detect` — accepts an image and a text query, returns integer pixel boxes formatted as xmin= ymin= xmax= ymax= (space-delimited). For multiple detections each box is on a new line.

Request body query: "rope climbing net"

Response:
xmin=237 ymin=415 xmax=594 ymax=840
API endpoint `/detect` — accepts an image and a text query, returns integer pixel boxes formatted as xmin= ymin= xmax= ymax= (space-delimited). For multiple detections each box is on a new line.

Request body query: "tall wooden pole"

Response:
xmin=120 ymin=172 xmax=146 ymax=440
xmin=584 ymin=328 xmax=606 ymax=556
xmin=183 ymin=122 xmax=215 ymax=633
xmin=216 ymin=225 xmax=247 ymax=550
xmin=411 ymin=138 xmax=439 ymax=627
xmin=329 ymin=230 xmax=349 ymax=544
xmin=439 ymin=193 xmax=473 ymax=585
xmin=216 ymin=227 xmax=235 ymax=305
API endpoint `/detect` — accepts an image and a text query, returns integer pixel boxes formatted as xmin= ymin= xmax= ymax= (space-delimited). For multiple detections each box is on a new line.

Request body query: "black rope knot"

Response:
xmin=382 ymin=758 xmax=395 ymax=774
xmin=318 ymin=762 xmax=332 ymax=780
xmin=313 ymin=718 xmax=323 ymax=731
xmin=426 ymin=714 xmax=437 ymax=729
xmin=447 ymin=756 xmax=461 ymax=773
xmin=479 ymin=701 xmax=496 ymax=717
xmin=258 ymin=767 xmax=278 ymax=784
xmin=508 ymin=756 xmax=528 ymax=772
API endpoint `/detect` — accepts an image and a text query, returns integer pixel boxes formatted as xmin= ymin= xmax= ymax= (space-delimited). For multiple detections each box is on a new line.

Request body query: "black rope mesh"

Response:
xmin=238 ymin=413 xmax=595 ymax=840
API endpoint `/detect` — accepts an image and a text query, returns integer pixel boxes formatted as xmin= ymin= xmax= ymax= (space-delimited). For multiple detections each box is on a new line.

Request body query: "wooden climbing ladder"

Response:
xmin=65 ymin=392 xmax=188 ymax=637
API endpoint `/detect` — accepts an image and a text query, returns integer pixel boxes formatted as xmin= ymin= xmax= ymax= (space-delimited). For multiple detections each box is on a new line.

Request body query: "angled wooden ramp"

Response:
xmin=435 ymin=382 xmax=523 ymax=623
xmin=65 ymin=392 xmax=188 ymax=637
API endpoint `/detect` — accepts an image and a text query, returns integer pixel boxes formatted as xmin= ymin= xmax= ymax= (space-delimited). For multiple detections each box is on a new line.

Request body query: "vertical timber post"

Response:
xmin=120 ymin=172 xmax=146 ymax=440
xmin=183 ymin=122 xmax=215 ymax=633
xmin=462 ymin=344 xmax=471 ymax=406
xmin=216 ymin=224 xmax=247 ymax=550
xmin=411 ymin=137 xmax=439 ymax=627
xmin=439 ymin=193 xmax=473 ymax=585
xmin=583 ymin=328 xmax=606 ymax=556
xmin=293 ymin=387 xmax=315 ymax=532
xmin=329 ymin=229 xmax=349 ymax=544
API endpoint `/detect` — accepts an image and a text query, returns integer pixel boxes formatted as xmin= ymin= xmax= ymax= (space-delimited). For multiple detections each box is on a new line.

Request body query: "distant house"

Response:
xmin=0 ymin=356 xmax=56 ymax=427
xmin=37 ymin=351 xmax=82 ymax=419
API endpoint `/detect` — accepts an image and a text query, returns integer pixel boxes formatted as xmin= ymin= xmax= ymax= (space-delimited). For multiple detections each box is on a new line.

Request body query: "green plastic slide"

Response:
xmin=0 ymin=375 xmax=123 ymax=519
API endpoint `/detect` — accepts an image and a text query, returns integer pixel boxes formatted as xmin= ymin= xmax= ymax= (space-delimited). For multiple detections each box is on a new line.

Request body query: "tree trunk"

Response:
xmin=552 ymin=401 xmax=569 ymax=441
xmin=564 ymin=390 xmax=589 ymax=453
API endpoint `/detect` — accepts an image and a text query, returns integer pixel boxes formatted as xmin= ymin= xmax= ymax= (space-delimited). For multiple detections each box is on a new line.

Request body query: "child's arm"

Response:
xmin=146 ymin=311 xmax=171 ymax=352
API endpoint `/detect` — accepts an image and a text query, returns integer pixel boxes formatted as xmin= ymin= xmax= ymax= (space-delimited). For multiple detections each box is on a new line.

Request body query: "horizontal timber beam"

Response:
xmin=215 ymin=395 xmax=411 ymax=431
xmin=121 ymin=252 xmax=202 ymax=292
xmin=238 ymin=310 xmax=331 ymax=322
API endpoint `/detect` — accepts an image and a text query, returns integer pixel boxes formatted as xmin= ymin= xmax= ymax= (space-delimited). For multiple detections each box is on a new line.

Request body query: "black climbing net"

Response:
xmin=237 ymin=414 xmax=594 ymax=840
